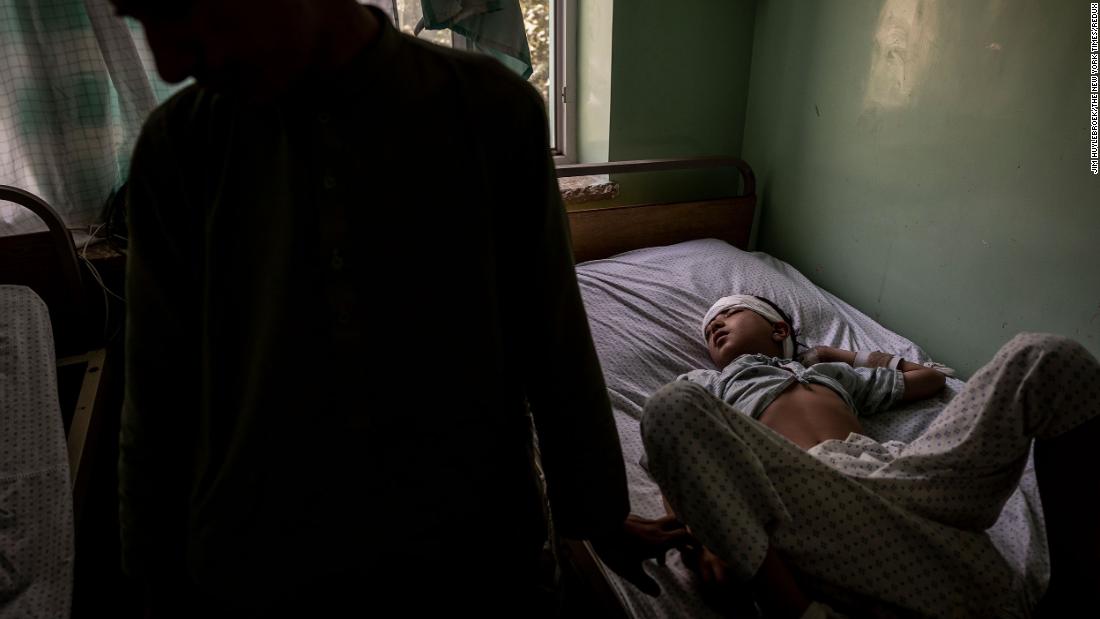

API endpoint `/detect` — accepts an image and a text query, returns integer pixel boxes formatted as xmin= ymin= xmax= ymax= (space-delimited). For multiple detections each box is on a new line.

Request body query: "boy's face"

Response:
xmin=704 ymin=308 xmax=789 ymax=368
xmin=111 ymin=0 xmax=319 ymax=100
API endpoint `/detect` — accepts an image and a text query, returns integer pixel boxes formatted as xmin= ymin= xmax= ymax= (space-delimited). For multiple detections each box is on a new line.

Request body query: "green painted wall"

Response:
xmin=593 ymin=0 xmax=756 ymax=205
xmin=742 ymin=0 xmax=1100 ymax=377
xmin=607 ymin=0 xmax=755 ymax=161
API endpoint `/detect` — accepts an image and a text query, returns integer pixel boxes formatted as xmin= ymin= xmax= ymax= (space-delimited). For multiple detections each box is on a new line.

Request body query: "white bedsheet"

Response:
xmin=0 ymin=285 xmax=73 ymax=618
xmin=575 ymin=239 xmax=1045 ymax=618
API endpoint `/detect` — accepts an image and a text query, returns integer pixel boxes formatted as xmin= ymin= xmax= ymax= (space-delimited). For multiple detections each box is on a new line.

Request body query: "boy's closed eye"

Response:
xmin=707 ymin=309 xmax=742 ymax=335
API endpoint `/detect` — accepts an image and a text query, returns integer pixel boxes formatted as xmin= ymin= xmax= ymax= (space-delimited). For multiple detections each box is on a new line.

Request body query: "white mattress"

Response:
xmin=574 ymin=239 xmax=1045 ymax=618
xmin=0 ymin=285 xmax=73 ymax=618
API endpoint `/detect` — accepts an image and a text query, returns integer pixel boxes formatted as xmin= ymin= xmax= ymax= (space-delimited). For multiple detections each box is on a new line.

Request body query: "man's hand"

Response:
xmin=680 ymin=543 xmax=753 ymax=614
xmin=589 ymin=514 xmax=695 ymax=596
xmin=680 ymin=543 xmax=732 ymax=588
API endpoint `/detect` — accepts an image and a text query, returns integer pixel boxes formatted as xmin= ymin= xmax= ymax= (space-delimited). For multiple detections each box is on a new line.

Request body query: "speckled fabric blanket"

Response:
xmin=0 ymin=286 xmax=73 ymax=618
xmin=575 ymin=239 xmax=1045 ymax=618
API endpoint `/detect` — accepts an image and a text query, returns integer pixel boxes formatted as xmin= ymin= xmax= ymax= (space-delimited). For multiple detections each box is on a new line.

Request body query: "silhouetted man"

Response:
xmin=114 ymin=1 xmax=687 ymax=617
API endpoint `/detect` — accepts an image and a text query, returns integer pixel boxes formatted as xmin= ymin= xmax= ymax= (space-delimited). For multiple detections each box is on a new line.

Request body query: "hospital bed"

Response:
xmin=553 ymin=159 xmax=1048 ymax=617
xmin=0 ymin=186 xmax=112 ymax=618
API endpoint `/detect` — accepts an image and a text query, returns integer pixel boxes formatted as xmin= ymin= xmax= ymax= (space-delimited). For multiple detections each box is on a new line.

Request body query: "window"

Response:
xmin=546 ymin=0 xmax=576 ymax=163
xmin=386 ymin=0 xmax=573 ymax=162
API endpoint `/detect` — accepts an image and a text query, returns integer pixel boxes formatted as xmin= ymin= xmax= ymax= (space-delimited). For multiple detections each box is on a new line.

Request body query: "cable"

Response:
xmin=73 ymin=222 xmax=127 ymax=345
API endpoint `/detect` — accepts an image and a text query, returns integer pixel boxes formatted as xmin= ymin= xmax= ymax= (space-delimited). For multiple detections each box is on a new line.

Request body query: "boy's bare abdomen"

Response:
xmin=758 ymin=382 xmax=863 ymax=450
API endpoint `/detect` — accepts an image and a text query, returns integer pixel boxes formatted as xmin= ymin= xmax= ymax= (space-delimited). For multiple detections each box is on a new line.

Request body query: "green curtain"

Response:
xmin=0 ymin=0 xmax=184 ymax=236
xmin=417 ymin=0 xmax=533 ymax=78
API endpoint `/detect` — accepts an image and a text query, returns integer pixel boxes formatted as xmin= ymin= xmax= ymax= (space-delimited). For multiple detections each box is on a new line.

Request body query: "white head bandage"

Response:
xmin=702 ymin=294 xmax=795 ymax=359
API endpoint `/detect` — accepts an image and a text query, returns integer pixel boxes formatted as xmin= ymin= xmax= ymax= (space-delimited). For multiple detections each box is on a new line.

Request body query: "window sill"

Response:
xmin=558 ymin=175 xmax=619 ymax=206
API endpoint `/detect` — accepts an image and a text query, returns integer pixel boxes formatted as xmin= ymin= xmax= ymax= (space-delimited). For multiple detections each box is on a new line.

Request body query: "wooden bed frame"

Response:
xmin=553 ymin=157 xmax=757 ymax=616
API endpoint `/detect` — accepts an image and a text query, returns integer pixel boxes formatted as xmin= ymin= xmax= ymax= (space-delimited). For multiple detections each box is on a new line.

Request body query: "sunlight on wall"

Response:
xmin=862 ymin=0 xmax=939 ymax=112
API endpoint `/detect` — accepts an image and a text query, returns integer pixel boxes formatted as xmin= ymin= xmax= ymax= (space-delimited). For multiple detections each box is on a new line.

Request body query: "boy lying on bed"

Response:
xmin=641 ymin=294 xmax=1100 ymax=618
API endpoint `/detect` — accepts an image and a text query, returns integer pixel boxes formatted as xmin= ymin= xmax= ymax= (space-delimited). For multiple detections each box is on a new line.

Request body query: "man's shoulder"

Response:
xmin=135 ymin=83 xmax=226 ymax=154
xmin=150 ymin=83 xmax=209 ymax=124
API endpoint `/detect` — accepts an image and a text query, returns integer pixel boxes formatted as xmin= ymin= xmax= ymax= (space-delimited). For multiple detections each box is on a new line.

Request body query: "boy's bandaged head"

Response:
xmin=702 ymin=295 xmax=795 ymax=359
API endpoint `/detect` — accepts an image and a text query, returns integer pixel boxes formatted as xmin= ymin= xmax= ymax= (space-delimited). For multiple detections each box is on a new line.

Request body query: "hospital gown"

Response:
xmin=641 ymin=333 xmax=1100 ymax=617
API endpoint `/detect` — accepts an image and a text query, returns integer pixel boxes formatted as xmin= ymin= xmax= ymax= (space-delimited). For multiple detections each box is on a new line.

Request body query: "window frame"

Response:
xmin=550 ymin=0 xmax=577 ymax=165
xmin=400 ymin=0 xmax=572 ymax=162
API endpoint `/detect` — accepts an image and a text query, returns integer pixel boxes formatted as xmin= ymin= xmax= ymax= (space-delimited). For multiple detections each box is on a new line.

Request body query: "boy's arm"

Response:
xmin=806 ymin=346 xmax=946 ymax=402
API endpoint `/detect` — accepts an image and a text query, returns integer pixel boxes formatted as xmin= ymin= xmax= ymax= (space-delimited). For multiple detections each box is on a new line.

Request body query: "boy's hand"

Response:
xmin=799 ymin=346 xmax=838 ymax=365
xmin=589 ymin=514 xmax=696 ymax=596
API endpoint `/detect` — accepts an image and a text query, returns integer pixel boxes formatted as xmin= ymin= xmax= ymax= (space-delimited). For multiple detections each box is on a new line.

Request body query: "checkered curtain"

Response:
xmin=0 ymin=0 xmax=184 ymax=237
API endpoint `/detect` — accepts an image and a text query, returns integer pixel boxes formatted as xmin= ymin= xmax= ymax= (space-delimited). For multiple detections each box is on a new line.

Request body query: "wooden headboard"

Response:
xmin=557 ymin=157 xmax=756 ymax=263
